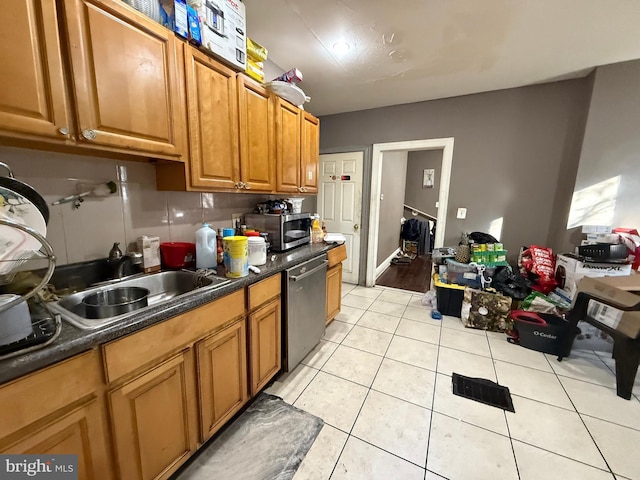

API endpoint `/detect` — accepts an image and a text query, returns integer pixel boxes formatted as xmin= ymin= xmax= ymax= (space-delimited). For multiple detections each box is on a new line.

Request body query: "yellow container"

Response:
xmin=247 ymin=37 xmax=268 ymax=62
xmin=245 ymin=59 xmax=265 ymax=83
xmin=223 ymin=236 xmax=248 ymax=278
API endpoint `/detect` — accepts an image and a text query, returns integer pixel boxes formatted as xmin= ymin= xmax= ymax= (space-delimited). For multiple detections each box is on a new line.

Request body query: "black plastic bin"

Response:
xmin=434 ymin=275 xmax=465 ymax=317
xmin=511 ymin=311 xmax=577 ymax=356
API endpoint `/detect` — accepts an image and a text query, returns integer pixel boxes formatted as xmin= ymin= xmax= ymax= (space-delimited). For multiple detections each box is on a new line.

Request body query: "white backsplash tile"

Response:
xmin=0 ymin=146 xmax=300 ymax=265
xmin=120 ymin=183 xmax=170 ymax=248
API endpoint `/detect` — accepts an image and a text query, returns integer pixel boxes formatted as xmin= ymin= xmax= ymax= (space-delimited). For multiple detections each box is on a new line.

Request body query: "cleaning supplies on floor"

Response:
xmin=195 ymin=223 xmax=217 ymax=269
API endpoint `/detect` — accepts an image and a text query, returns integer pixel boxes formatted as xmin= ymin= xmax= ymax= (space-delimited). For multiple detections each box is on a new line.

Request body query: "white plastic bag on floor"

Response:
xmin=422 ymin=290 xmax=436 ymax=307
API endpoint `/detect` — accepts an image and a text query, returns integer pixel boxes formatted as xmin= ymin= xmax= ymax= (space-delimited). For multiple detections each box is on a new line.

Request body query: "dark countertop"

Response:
xmin=0 ymin=242 xmax=339 ymax=385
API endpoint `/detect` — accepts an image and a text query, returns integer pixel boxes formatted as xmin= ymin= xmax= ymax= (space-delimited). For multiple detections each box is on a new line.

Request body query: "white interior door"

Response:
xmin=319 ymin=152 xmax=363 ymax=284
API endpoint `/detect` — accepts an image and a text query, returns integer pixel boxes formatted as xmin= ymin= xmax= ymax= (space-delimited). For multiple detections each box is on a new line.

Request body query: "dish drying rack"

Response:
xmin=0 ymin=218 xmax=61 ymax=360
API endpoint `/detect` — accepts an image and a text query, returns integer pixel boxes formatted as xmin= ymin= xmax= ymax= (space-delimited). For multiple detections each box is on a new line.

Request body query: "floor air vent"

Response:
xmin=452 ymin=373 xmax=515 ymax=413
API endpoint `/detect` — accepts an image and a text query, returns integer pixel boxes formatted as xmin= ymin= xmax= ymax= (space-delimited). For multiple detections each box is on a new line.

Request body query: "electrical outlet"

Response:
xmin=457 ymin=208 xmax=467 ymax=219
xmin=231 ymin=213 xmax=244 ymax=226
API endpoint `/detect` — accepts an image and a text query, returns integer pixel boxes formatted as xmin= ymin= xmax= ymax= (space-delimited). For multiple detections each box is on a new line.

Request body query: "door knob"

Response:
xmin=81 ymin=129 xmax=97 ymax=140
xmin=243 ymin=183 xmax=251 ymax=190
xmin=58 ymin=127 xmax=69 ymax=135
xmin=354 ymin=224 xmax=359 ymax=231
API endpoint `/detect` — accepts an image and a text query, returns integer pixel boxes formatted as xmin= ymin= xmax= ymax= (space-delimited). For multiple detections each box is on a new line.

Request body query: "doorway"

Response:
xmin=318 ymin=151 xmax=364 ymax=284
xmin=366 ymin=138 xmax=454 ymax=287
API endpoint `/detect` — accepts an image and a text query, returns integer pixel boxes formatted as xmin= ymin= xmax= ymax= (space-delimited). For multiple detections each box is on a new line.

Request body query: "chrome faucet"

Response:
xmin=107 ymin=243 xmax=143 ymax=279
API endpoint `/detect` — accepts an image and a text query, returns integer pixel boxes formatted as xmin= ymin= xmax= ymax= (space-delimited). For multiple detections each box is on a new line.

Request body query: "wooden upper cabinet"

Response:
xmin=0 ymin=0 xmax=71 ymax=140
xmin=237 ymin=75 xmax=275 ymax=192
xmin=62 ymin=0 xmax=184 ymax=158
xmin=301 ymin=112 xmax=320 ymax=193
xmin=275 ymin=97 xmax=301 ymax=193
xmin=185 ymin=45 xmax=239 ymax=189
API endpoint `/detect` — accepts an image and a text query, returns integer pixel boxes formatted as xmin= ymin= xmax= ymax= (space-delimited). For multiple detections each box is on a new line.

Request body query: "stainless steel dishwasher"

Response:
xmin=283 ymin=254 xmax=328 ymax=371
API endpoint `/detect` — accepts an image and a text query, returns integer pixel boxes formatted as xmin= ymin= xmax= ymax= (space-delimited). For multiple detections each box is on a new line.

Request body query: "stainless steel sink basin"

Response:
xmin=49 ymin=271 xmax=231 ymax=330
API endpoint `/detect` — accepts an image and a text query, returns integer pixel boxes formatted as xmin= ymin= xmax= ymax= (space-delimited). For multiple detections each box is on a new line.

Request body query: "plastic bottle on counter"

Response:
xmin=195 ymin=223 xmax=217 ymax=269
xmin=311 ymin=214 xmax=324 ymax=243
xmin=216 ymin=228 xmax=224 ymax=264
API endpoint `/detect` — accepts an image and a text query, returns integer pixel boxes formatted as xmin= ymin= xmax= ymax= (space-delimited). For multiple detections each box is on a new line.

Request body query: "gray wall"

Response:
xmin=572 ymin=60 xmax=640 ymax=230
xmin=377 ymin=151 xmax=407 ymax=266
xmin=320 ymin=79 xmax=593 ymax=259
xmin=405 ymin=150 xmax=441 ymax=218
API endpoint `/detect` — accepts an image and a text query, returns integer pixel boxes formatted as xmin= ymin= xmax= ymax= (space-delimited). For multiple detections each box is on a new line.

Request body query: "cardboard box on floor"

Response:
xmin=554 ymin=253 xmax=632 ymax=302
xmin=575 ymin=274 xmax=640 ymax=339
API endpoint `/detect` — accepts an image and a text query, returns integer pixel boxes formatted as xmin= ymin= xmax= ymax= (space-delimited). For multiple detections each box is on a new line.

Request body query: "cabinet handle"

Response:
xmin=244 ymin=183 xmax=251 ymax=190
xmin=81 ymin=129 xmax=97 ymax=141
xmin=58 ymin=127 xmax=69 ymax=135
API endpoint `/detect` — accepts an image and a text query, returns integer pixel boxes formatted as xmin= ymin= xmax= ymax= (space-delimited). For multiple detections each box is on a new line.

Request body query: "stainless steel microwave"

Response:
xmin=245 ymin=213 xmax=311 ymax=251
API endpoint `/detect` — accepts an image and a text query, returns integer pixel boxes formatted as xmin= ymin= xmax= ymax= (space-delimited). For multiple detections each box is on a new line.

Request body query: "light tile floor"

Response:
xmin=266 ymin=284 xmax=640 ymax=480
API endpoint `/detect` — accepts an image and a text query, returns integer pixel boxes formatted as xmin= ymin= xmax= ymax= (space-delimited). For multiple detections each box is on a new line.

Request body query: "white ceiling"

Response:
xmin=243 ymin=0 xmax=640 ymax=116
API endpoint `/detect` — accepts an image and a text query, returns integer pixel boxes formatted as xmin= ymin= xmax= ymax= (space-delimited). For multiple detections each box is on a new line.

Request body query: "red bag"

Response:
xmin=519 ymin=245 xmax=557 ymax=294
xmin=614 ymin=228 xmax=640 ymax=272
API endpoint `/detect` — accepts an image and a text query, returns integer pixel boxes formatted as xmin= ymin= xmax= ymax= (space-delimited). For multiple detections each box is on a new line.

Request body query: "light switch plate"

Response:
xmin=457 ymin=208 xmax=467 ymax=219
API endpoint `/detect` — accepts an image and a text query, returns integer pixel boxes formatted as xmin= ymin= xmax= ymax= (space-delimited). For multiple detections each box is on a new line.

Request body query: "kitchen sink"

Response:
xmin=48 ymin=270 xmax=231 ymax=330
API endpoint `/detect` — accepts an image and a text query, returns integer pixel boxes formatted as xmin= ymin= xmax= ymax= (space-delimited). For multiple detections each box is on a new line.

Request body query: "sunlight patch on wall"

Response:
xmin=488 ymin=217 xmax=504 ymax=241
xmin=567 ymin=176 xmax=620 ymax=229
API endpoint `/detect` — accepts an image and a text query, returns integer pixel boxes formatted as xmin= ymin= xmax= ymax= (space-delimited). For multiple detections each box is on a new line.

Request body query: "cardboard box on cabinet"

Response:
xmin=188 ymin=0 xmax=247 ymax=70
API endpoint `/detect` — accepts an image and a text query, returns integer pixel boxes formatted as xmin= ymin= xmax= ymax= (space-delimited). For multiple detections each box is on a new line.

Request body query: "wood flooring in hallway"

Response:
xmin=376 ymin=255 xmax=432 ymax=292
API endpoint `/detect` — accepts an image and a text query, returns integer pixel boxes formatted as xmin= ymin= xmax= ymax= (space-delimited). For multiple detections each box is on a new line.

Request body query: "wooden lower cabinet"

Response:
xmin=326 ymin=244 xmax=348 ymax=325
xmin=196 ymin=318 xmax=248 ymax=442
xmin=109 ymin=350 xmax=198 ymax=480
xmin=326 ymin=263 xmax=343 ymax=325
xmin=0 ymin=350 xmax=114 ymax=480
xmin=1 ymin=399 xmax=111 ymax=480
xmin=249 ymin=298 xmax=281 ymax=395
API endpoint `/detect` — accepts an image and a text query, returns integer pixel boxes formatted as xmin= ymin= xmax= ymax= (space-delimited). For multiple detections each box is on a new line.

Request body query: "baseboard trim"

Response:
xmin=375 ymin=248 xmax=401 ymax=279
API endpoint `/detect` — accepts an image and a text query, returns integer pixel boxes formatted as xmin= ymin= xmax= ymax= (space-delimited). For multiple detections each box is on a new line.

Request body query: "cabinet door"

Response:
xmin=185 ymin=45 xmax=239 ymax=189
xmin=196 ymin=319 xmax=248 ymax=442
xmin=326 ymin=264 xmax=343 ymax=325
xmin=2 ymin=399 xmax=113 ymax=480
xmin=0 ymin=0 xmax=71 ymax=140
xmin=300 ymin=112 xmax=320 ymax=193
xmin=110 ymin=351 xmax=198 ymax=480
xmin=237 ymin=75 xmax=275 ymax=191
xmin=63 ymin=0 xmax=184 ymax=158
xmin=275 ymin=98 xmax=301 ymax=193
xmin=249 ymin=298 xmax=281 ymax=395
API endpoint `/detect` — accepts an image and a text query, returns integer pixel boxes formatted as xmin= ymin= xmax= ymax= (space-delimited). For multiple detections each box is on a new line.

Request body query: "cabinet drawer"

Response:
xmin=327 ymin=244 xmax=347 ymax=268
xmin=103 ymin=289 xmax=245 ymax=383
xmin=248 ymin=274 xmax=281 ymax=310
xmin=0 ymin=350 xmax=101 ymax=440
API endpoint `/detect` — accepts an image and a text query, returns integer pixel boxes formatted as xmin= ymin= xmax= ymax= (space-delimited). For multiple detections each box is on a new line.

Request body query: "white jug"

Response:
xmin=195 ymin=223 xmax=217 ymax=269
